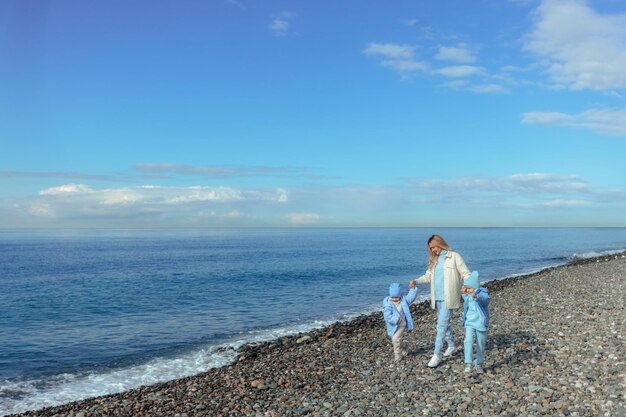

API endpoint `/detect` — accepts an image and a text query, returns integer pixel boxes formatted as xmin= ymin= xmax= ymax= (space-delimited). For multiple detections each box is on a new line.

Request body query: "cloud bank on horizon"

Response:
xmin=1 ymin=0 xmax=625 ymax=227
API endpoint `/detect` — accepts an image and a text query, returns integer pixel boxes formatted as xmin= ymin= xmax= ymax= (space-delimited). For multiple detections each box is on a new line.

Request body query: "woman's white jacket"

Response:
xmin=416 ymin=250 xmax=471 ymax=310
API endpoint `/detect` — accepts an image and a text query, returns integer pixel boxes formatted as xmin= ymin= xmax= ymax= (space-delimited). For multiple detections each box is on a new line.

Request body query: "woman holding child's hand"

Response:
xmin=413 ymin=234 xmax=472 ymax=368
xmin=461 ymin=286 xmax=477 ymax=298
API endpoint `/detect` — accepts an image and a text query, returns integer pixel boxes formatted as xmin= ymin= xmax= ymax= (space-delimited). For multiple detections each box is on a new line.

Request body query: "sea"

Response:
xmin=1 ymin=227 xmax=625 ymax=415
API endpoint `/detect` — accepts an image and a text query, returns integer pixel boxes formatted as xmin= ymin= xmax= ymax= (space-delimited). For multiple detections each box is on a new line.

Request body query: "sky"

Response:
xmin=1 ymin=0 xmax=626 ymax=228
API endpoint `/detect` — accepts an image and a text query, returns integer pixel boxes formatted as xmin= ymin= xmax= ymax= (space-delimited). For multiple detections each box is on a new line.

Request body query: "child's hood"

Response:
xmin=389 ymin=282 xmax=402 ymax=298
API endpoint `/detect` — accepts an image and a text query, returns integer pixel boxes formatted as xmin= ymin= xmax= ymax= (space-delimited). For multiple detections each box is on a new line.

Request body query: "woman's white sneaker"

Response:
xmin=428 ymin=354 xmax=442 ymax=367
xmin=443 ymin=345 xmax=457 ymax=357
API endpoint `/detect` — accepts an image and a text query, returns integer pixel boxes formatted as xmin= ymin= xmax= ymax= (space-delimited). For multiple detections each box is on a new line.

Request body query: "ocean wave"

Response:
xmin=0 ymin=346 xmax=235 ymax=416
xmin=0 ymin=306 xmax=387 ymax=416
xmin=486 ymin=248 xmax=626 ymax=283
xmin=568 ymin=248 xmax=626 ymax=260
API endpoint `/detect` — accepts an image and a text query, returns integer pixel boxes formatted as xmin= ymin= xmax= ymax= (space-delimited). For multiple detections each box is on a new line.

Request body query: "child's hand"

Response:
xmin=409 ymin=280 xmax=416 ymax=288
xmin=461 ymin=285 xmax=475 ymax=295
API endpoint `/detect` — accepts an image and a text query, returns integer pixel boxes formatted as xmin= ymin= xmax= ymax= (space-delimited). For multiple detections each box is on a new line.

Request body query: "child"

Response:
xmin=383 ymin=281 xmax=418 ymax=361
xmin=461 ymin=271 xmax=490 ymax=373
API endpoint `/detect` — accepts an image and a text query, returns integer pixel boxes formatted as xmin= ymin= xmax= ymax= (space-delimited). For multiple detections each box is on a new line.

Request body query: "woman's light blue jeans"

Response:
xmin=434 ymin=300 xmax=454 ymax=355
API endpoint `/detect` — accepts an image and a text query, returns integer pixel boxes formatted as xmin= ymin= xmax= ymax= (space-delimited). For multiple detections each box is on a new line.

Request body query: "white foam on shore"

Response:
xmin=0 ymin=346 xmax=236 ymax=416
xmin=487 ymin=248 xmax=626 ymax=283
xmin=0 ymin=309 xmax=382 ymax=416
xmin=491 ymin=264 xmax=562 ymax=282
xmin=569 ymin=248 xmax=626 ymax=260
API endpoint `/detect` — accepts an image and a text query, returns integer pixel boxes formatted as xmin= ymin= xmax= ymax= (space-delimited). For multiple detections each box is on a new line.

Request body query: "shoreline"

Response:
xmin=9 ymin=251 xmax=626 ymax=416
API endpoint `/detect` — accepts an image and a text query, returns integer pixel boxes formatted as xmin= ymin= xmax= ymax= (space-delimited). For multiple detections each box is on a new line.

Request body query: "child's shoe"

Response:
xmin=443 ymin=345 xmax=457 ymax=357
xmin=394 ymin=353 xmax=402 ymax=362
xmin=427 ymin=354 xmax=441 ymax=367
xmin=463 ymin=364 xmax=472 ymax=373
xmin=401 ymin=341 xmax=410 ymax=356
xmin=475 ymin=364 xmax=484 ymax=374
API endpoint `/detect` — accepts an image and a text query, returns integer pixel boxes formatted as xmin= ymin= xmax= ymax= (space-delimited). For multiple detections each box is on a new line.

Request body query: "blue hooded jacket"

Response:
xmin=382 ymin=284 xmax=418 ymax=337
xmin=461 ymin=271 xmax=490 ymax=329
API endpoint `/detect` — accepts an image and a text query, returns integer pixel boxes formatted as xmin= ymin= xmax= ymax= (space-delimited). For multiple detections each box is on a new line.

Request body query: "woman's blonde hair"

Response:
xmin=427 ymin=234 xmax=452 ymax=270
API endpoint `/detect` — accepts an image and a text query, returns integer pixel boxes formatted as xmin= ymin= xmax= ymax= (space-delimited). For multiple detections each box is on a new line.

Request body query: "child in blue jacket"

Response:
xmin=383 ymin=281 xmax=418 ymax=361
xmin=461 ymin=271 xmax=490 ymax=373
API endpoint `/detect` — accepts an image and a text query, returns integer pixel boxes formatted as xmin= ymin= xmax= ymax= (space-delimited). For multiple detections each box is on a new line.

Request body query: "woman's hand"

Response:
xmin=409 ymin=280 xmax=416 ymax=288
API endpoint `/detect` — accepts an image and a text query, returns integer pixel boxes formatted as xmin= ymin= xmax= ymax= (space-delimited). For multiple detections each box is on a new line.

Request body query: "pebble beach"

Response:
xmin=11 ymin=253 xmax=625 ymax=417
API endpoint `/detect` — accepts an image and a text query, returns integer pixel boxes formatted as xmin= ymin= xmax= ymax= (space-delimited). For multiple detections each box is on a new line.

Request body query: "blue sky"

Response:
xmin=1 ymin=0 xmax=626 ymax=227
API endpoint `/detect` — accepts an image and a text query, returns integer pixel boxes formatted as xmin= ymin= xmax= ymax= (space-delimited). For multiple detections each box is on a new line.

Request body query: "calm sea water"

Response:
xmin=1 ymin=227 xmax=625 ymax=415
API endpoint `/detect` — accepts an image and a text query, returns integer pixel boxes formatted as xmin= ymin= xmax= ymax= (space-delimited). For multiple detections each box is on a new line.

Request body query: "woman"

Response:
xmin=413 ymin=234 xmax=471 ymax=368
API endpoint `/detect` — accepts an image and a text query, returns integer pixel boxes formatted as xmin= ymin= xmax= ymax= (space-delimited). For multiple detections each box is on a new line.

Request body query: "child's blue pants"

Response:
xmin=464 ymin=327 xmax=487 ymax=365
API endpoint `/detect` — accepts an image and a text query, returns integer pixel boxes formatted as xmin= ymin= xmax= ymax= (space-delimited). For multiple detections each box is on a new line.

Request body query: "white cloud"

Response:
xmin=580 ymin=109 xmax=626 ymax=135
xmin=411 ymin=173 xmax=590 ymax=194
xmin=435 ymin=65 xmax=485 ymax=78
xmin=364 ymin=42 xmax=507 ymax=93
xmin=27 ymin=203 xmax=54 ymax=218
xmin=3 ymin=173 xmax=624 ymax=227
xmin=23 ymin=185 xmax=289 ymax=223
xmin=269 ymin=19 xmax=289 ymax=36
xmin=365 ymin=1 xmax=626 ymax=95
xmin=223 ymin=210 xmax=242 ymax=218
xmin=435 ymin=45 xmax=476 ymax=63
xmin=442 ymin=80 xmax=469 ymax=89
xmin=165 ymin=188 xmax=244 ymax=204
xmin=40 ymin=184 xmax=94 ymax=195
xmin=541 ymin=199 xmax=590 ymax=207
xmin=244 ymin=188 xmax=289 ymax=204
xmin=522 ymin=111 xmax=571 ymax=125
xmin=522 ymin=108 xmax=626 ymax=136
xmin=363 ymin=43 xmax=428 ymax=74
xmin=0 ymin=171 xmax=115 ymax=180
xmin=283 ymin=173 xmax=619 ymax=226
xmin=501 ymin=64 xmax=536 ymax=73
xmin=134 ymin=163 xmax=331 ymax=180
xmin=364 ymin=43 xmax=484 ymax=79
xmin=276 ymin=188 xmax=288 ymax=203
xmin=363 ymin=43 xmax=415 ymax=60
xmin=101 ymin=189 xmax=143 ymax=205
xmin=227 ymin=0 xmax=246 ymax=11
xmin=507 ymin=173 xmax=589 ymax=192
xmin=269 ymin=11 xmax=295 ymax=37
xmin=40 ymin=184 xmax=143 ymax=205
xmin=398 ymin=172 xmax=620 ymax=220
xmin=441 ymin=80 xmax=506 ymax=94
xmin=381 ymin=59 xmax=428 ymax=73
xmin=288 ymin=212 xmax=320 ymax=225
xmin=467 ymin=84 xmax=507 ymax=93
xmin=196 ymin=209 xmax=250 ymax=219
xmin=524 ymin=0 xmax=626 ymax=91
